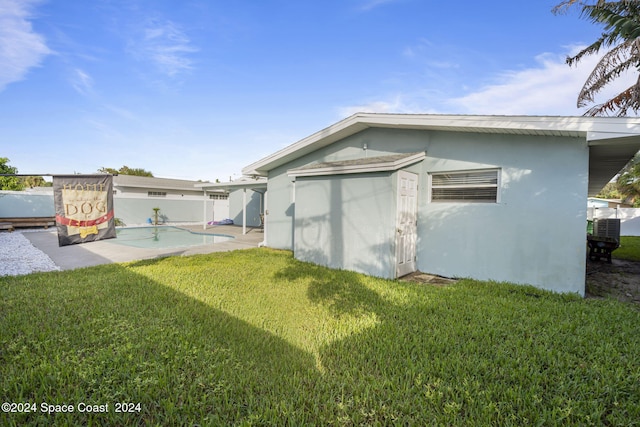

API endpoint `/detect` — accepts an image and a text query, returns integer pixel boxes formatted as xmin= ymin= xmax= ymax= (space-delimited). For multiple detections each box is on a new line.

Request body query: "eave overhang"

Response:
xmin=287 ymin=152 xmax=426 ymax=178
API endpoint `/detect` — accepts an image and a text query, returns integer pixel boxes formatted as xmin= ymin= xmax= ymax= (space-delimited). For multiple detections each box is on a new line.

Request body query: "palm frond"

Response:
xmin=583 ymin=76 xmax=640 ymax=116
xmin=567 ymin=35 xmax=607 ymax=66
xmin=552 ymin=0 xmax=606 ymax=15
xmin=577 ymin=39 xmax=640 ymax=106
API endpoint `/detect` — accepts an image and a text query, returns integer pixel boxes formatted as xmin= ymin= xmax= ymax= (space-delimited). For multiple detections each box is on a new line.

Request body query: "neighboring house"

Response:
xmin=112 ymin=175 xmax=228 ymax=225
xmin=113 ymin=175 xmax=208 ymax=199
xmin=241 ymin=113 xmax=640 ymax=296
xmin=587 ymin=197 xmax=632 ymax=208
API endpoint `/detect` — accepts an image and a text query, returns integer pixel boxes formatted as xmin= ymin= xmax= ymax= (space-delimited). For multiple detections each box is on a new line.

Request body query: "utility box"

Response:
xmin=593 ymin=218 xmax=621 ymax=241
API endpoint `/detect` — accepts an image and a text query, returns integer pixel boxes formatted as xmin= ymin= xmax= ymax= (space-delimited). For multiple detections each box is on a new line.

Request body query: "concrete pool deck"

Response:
xmin=23 ymin=224 xmax=265 ymax=271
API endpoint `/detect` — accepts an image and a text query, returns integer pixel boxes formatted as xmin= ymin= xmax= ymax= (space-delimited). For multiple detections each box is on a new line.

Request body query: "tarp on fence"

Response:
xmin=53 ymin=175 xmax=116 ymax=246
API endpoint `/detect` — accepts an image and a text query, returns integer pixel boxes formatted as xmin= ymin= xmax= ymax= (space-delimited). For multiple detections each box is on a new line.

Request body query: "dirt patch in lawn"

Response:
xmin=586 ymin=258 xmax=640 ymax=306
xmin=404 ymin=260 xmax=640 ymax=307
xmin=401 ymin=271 xmax=458 ymax=286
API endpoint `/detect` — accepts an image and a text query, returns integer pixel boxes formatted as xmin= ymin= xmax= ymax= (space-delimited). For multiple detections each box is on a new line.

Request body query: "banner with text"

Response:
xmin=53 ymin=175 xmax=116 ymax=246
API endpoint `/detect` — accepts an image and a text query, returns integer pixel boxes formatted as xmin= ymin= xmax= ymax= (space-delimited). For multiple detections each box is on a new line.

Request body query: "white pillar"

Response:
xmin=262 ymin=190 xmax=268 ymax=246
xmin=202 ymin=190 xmax=207 ymax=230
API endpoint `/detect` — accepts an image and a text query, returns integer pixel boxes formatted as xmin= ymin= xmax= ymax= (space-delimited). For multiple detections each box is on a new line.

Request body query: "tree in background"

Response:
xmin=21 ymin=176 xmax=50 ymax=188
xmin=554 ymin=0 xmax=640 ymax=116
xmin=596 ymin=181 xmax=622 ymax=199
xmin=98 ymin=166 xmax=154 ymax=177
xmin=615 ymin=152 xmax=640 ymax=206
xmin=0 ymin=157 xmax=24 ymax=191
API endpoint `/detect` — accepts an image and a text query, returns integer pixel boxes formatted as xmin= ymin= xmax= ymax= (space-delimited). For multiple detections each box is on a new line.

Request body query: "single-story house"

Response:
xmin=587 ymin=197 xmax=632 ymax=208
xmin=111 ymin=175 xmax=228 ymax=225
xmin=241 ymin=113 xmax=640 ymax=295
xmin=113 ymin=175 xmax=214 ymax=199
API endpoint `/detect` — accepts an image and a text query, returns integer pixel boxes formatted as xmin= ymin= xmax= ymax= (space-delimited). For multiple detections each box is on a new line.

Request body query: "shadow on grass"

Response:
xmin=2 ymin=251 xmax=639 ymax=426
xmin=274 ymin=258 xmax=387 ymax=317
xmin=0 ymin=263 xmax=319 ymax=426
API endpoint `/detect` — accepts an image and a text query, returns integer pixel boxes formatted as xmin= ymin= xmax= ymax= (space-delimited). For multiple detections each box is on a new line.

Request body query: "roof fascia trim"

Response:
xmin=287 ymin=152 xmax=426 ymax=178
xmin=243 ymin=113 xmax=640 ymax=176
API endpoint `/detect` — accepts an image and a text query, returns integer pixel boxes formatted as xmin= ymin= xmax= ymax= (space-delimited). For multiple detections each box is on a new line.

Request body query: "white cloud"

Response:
xmin=337 ymin=96 xmax=436 ymax=118
xmin=131 ymin=18 xmax=198 ymax=78
xmin=446 ymin=50 xmax=595 ymax=115
xmin=0 ymin=0 xmax=52 ymax=91
xmin=339 ymin=46 xmax=639 ymax=117
xmin=70 ymin=68 xmax=93 ymax=95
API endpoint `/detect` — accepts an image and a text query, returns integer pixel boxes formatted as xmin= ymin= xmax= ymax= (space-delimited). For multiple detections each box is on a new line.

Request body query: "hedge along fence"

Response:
xmin=0 ymin=191 xmax=229 ymax=227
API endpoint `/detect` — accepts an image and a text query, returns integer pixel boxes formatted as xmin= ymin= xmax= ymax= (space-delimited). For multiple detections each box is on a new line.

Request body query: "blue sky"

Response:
xmin=0 ymin=0 xmax=633 ymax=182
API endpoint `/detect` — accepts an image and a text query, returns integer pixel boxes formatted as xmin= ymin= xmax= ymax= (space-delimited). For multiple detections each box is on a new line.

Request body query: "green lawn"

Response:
xmin=614 ymin=236 xmax=640 ymax=261
xmin=1 ymin=248 xmax=639 ymax=426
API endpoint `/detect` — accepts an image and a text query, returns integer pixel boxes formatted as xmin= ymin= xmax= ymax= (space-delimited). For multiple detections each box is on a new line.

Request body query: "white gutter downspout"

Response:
xmin=242 ymin=188 xmax=247 ymax=235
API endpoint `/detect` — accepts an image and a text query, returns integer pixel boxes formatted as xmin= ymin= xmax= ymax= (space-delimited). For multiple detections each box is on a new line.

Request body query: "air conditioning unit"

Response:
xmin=593 ymin=218 xmax=621 ymax=241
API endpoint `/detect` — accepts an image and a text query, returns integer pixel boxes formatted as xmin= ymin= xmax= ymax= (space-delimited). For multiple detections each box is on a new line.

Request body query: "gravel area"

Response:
xmin=0 ymin=231 xmax=60 ymax=276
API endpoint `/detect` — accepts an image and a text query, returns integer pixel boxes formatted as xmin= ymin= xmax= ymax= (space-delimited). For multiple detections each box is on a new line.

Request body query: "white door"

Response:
xmin=395 ymin=170 xmax=418 ymax=277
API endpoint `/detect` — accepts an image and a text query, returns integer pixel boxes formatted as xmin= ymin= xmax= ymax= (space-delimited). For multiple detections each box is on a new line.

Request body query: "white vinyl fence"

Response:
xmin=587 ymin=207 xmax=640 ymax=236
xmin=0 ymin=190 xmax=230 ymax=227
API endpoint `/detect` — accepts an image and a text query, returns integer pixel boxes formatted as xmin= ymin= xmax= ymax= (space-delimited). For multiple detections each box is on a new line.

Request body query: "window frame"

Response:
xmin=148 ymin=191 xmax=167 ymax=198
xmin=209 ymin=193 xmax=228 ymax=200
xmin=428 ymin=169 xmax=501 ymax=203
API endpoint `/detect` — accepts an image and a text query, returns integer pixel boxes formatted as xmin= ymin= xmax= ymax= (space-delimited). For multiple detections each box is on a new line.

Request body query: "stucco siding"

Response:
xmin=417 ymin=132 xmax=589 ymax=295
xmin=294 ymin=173 xmax=395 ymax=278
xmin=265 ymin=127 xmax=589 ymax=294
xmin=265 ymin=128 xmax=428 ymax=250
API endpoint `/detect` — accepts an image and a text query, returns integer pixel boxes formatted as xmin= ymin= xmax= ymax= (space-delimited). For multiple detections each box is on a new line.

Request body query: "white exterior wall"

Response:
xmin=418 ymin=132 xmax=589 ymax=295
xmin=265 ymin=128 xmax=589 ymax=295
xmin=114 ymin=186 xmax=203 ymax=199
xmin=294 ymin=173 xmax=396 ymax=278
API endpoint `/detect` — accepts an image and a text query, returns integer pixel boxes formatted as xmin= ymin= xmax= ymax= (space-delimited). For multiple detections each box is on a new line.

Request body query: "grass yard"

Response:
xmin=614 ymin=236 xmax=640 ymax=261
xmin=1 ymin=248 xmax=639 ymax=426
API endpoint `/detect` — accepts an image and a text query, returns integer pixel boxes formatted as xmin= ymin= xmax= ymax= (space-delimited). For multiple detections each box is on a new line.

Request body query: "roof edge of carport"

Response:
xmin=588 ymin=134 xmax=640 ymax=196
xmin=195 ymin=178 xmax=268 ymax=191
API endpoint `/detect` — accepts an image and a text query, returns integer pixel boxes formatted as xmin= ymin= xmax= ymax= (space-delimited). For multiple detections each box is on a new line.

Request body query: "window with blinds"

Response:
xmin=430 ymin=170 xmax=499 ymax=202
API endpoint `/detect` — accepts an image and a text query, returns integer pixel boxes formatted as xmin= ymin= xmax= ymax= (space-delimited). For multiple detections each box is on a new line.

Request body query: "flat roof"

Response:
xmin=195 ymin=177 xmax=268 ymax=191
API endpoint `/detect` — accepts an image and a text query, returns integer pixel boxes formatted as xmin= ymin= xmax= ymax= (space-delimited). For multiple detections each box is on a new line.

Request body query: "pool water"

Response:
xmin=107 ymin=226 xmax=234 ymax=249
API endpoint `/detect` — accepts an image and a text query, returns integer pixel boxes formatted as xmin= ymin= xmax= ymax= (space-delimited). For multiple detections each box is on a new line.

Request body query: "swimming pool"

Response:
xmin=106 ymin=226 xmax=234 ymax=249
